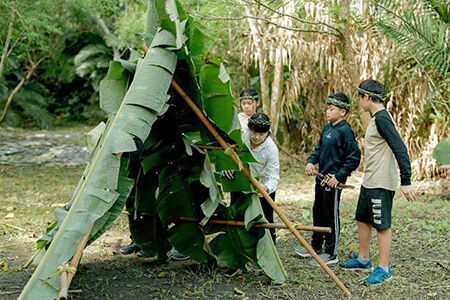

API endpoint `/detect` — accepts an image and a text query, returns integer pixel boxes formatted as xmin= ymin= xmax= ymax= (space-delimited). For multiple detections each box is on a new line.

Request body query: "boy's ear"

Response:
xmin=340 ymin=108 xmax=347 ymax=116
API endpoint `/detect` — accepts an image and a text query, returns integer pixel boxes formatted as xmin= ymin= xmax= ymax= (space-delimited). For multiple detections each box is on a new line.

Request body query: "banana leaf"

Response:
xmin=19 ymin=29 xmax=178 ymax=300
xmin=433 ymin=136 xmax=450 ymax=165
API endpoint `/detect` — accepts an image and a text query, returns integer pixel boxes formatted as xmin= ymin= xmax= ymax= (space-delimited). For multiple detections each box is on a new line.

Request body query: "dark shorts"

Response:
xmin=355 ymin=186 xmax=395 ymax=230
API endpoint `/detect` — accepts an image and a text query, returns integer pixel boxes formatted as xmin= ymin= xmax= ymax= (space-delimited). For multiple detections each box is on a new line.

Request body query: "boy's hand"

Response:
xmin=401 ymin=185 xmax=417 ymax=202
xmin=305 ymin=163 xmax=317 ymax=176
xmin=256 ymin=184 xmax=269 ymax=194
xmin=325 ymin=174 xmax=340 ymax=188
xmin=221 ymin=170 xmax=234 ymax=179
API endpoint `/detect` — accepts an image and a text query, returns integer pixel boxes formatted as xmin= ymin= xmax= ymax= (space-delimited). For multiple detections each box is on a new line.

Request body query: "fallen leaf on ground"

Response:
xmin=234 ymin=287 xmax=244 ymax=295
xmin=158 ymin=272 xmax=167 ymax=278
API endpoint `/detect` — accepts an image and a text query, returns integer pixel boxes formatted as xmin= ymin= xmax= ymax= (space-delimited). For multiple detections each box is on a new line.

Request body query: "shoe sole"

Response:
xmin=364 ymin=275 xmax=393 ymax=286
xmin=295 ymin=251 xmax=311 ymax=258
xmin=310 ymin=257 xmax=339 ymax=266
xmin=171 ymin=256 xmax=190 ymax=261
xmin=340 ymin=266 xmax=374 ymax=272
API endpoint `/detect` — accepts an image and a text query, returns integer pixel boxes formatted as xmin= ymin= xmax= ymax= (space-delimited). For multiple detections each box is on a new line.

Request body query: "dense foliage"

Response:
xmin=1 ymin=0 xmax=448 ymax=177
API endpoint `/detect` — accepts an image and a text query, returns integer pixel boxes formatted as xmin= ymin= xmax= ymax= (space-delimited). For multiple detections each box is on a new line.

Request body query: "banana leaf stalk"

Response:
xmin=121 ymin=211 xmax=331 ymax=233
xmin=165 ymin=76 xmax=351 ymax=296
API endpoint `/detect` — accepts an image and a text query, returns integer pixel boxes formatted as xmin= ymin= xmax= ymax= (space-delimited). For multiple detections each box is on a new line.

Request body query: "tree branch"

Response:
xmin=0 ymin=10 xmax=15 ymax=80
xmin=251 ymin=0 xmax=343 ymax=36
xmin=189 ymin=14 xmax=339 ymax=36
xmin=0 ymin=54 xmax=49 ymax=123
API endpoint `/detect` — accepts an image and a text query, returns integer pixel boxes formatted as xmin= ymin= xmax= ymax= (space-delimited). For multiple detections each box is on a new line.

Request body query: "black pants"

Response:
xmin=311 ymin=182 xmax=341 ymax=255
xmin=231 ymin=191 xmax=276 ymax=244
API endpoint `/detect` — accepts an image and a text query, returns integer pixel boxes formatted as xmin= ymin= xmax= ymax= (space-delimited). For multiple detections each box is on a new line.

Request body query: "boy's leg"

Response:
xmin=340 ymin=186 xmax=374 ymax=271
xmin=357 ymin=221 xmax=372 ymax=260
xmin=311 ymin=181 xmax=325 ymax=251
xmin=323 ymin=188 xmax=342 ymax=256
xmin=377 ymin=228 xmax=391 ymax=270
xmin=259 ymin=192 xmax=276 ymax=244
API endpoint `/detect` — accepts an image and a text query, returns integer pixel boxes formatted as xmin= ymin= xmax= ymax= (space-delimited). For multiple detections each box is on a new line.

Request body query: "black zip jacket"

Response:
xmin=306 ymin=120 xmax=361 ymax=183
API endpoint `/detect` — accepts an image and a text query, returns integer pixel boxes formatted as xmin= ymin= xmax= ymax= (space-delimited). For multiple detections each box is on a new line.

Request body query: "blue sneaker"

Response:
xmin=339 ymin=254 xmax=373 ymax=272
xmin=364 ymin=266 xmax=392 ymax=286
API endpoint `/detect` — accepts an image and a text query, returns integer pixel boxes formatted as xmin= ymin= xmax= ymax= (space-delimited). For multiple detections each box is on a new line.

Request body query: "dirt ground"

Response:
xmin=1 ymin=155 xmax=450 ymax=299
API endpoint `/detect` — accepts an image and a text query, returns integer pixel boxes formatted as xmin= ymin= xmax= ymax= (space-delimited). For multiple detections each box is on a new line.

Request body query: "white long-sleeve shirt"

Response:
xmin=238 ymin=112 xmax=251 ymax=133
xmin=242 ymin=131 xmax=280 ymax=194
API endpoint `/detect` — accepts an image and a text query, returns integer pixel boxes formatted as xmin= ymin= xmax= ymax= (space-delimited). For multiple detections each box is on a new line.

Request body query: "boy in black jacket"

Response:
xmin=295 ymin=93 xmax=361 ymax=265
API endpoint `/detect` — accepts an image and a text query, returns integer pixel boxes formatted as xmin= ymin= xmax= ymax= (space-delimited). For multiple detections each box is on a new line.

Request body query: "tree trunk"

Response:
xmin=97 ymin=18 xmax=120 ymax=59
xmin=0 ymin=55 xmax=49 ymax=123
xmin=270 ymin=45 xmax=284 ymax=139
xmin=241 ymin=1 xmax=270 ymax=114
xmin=0 ymin=10 xmax=15 ymax=81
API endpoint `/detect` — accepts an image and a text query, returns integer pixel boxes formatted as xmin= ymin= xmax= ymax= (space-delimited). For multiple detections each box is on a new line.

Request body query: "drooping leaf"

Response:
xmin=19 ymin=29 xmax=178 ymax=299
xmin=99 ymin=61 xmax=129 ymax=114
xmin=433 ymin=136 xmax=450 ymax=165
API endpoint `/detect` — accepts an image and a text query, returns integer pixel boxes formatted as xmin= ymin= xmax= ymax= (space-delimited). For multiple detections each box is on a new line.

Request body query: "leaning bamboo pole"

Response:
xmin=144 ymin=50 xmax=351 ymax=294
xmin=56 ymin=223 xmax=94 ymax=300
xmin=121 ymin=211 xmax=332 ymax=233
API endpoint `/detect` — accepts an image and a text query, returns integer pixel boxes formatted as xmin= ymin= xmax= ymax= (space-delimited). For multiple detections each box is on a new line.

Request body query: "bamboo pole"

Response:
xmin=195 ymin=144 xmax=249 ymax=152
xmin=57 ymin=223 xmax=95 ymax=300
xmin=158 ymin=67 xmax=351 ymax=295
xmin=121 ymin=211 xmax=332 ymax=233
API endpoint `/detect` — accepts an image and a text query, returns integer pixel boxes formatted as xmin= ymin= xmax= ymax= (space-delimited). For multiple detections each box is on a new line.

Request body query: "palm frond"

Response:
xmin=375 ymin=0 xmax=450 ymax=77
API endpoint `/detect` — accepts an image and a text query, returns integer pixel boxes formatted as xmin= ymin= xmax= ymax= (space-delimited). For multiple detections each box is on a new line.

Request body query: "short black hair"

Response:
xmin=358 ymin=79 xmax=385 ymax=103
xmin=248 ymin=112 xmax=270 ymax=133
xmin=329 ymin=92 xmax=351 ymax=114
xmin=240 ymin=88 xmax=259 ymax=100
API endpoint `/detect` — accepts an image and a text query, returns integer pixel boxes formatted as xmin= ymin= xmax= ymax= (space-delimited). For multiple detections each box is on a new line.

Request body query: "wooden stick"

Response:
xmin=121 ymin=211 xmax=332 ymax=233
xmin=57 ymin=223 xmax=95 ymax=300
xmin=195 ymin=144 xmax=249 ymax=152
xmin=160 ymin=69 xmax=350 ymax=295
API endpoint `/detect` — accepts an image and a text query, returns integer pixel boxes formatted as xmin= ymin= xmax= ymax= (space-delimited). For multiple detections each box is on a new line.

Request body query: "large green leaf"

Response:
xmin=88 ymin=157 xmax=134 ymax=243
xmin=256 ymin=231 xmax=287 ymax=284
xmin=99 ymin=61 xmax=129 ymax=114
xmin=206 ymin=203 xmax=261 ymax=269
xmin=130 ymin=168 xmax=172 ymax=261
xmin=154 ymin=0 xmax=188 ymax=50
xmin=157 ymin=165 xmax=197 ymax=227
xmin=19 ymin=29 xmax=178 ymax=300
xmin=433 ymin=136 xmax=450 ymax=165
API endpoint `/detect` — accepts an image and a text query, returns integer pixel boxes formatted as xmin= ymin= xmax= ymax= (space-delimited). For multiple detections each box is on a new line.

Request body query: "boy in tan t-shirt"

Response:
xmin=340 ymin=79 xmax=417 ymax=286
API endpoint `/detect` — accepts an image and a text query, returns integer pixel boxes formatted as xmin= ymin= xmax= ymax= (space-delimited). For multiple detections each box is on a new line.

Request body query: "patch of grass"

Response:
xmin=1 ymin=163 xmax=450 ymax=299
xmin=0 ymin=165 xmax=85 ymax=240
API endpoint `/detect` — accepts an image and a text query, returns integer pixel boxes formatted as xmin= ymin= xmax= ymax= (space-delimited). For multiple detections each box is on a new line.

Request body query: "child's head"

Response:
xmin=358 ymin=79 xmax=385 ymax=103
xmin=248 ymin=112 xmax=270 ymax=145
xmin=239 ymin=88 xmax=259 ymax=117
xmin=326 ymin=93 xmax=351 ymax=124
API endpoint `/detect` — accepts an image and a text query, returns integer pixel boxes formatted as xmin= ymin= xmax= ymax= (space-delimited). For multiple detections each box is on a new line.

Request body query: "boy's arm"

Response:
xmin=334 ymin=130 xmax=361 ymax=183
xmin=306 ymin=131 xmax=323 ymax=165
xmin=375 ymin=113 xmax=412 ymax=185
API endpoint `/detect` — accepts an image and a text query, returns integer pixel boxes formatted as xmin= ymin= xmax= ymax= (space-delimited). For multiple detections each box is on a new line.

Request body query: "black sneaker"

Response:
xmin=309 ymin=253 xmax=339 ymax=266
xmin=119 ymin=242 xmax=140 ymax=255
xmin=294 ymin=246 xmax=321 ymax=258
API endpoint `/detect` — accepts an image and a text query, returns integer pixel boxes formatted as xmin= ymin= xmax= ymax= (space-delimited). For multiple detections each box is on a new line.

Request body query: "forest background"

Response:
xmin=1 ymin=0 xmax=449 ymax=179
